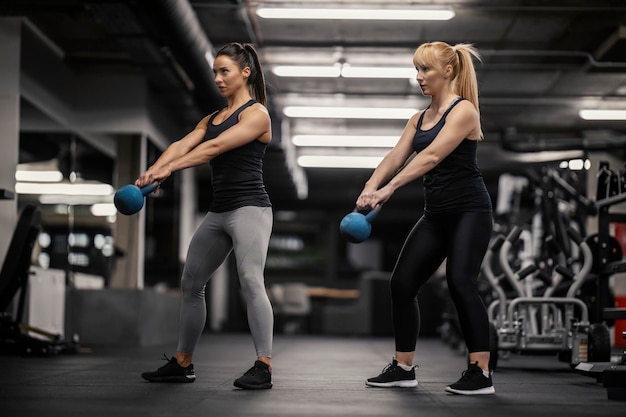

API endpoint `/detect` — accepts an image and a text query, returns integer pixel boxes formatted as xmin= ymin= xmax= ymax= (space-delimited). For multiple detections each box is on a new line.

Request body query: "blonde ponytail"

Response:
xmin=452 ymin=44 xmax=481 ymax=120
xmin=414 ymin=42 xmax=483 ymax=137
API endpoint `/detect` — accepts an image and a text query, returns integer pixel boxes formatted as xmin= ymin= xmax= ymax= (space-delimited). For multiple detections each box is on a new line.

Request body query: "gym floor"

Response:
xmin=1 ymin=333 xmax=624 ymax=417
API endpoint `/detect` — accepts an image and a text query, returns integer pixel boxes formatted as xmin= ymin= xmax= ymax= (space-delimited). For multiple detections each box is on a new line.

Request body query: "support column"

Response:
xmin=0 ymin=19 xmax=21 ymax=262
xmin=110 ymin=134 xmax=147 ymax=289
xmin=179 ymin=167 xmax=197 ymax=262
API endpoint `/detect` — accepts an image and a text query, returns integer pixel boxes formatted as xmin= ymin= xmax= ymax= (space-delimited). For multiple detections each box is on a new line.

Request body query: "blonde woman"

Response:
xmin=357 ymin=42 xmax=495 ymax=395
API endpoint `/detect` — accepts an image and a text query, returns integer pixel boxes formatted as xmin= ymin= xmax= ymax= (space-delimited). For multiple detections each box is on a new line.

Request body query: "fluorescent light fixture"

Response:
xmin=38 ymin=195 xmax=112 ymax=205
xmin=508 ymin=150 xmax=584 ymax=164
xmin=292 ymin=135 xmax=398 ymax=148
xmin=272 ymin=65 xmax=415 ymax=79
xmin=90 ymin=203 xmax=118 ymax=217
xmin=272 ymin=65 xmax=341 ymax=77
xmin=284 ymin=106 xmax=416 ymax=120
xmin=341 ymin=66 xmax=416 ymax=79
xmin=559 ymin=159 xmax=591 ymax=171
xmin=15 ymin=170 xmax=63 ymax=182
xmin=256 ymin=7 xmax=455 ymax=21
xmin=16 ymin=182 xmax=115 ymax=196
xmin=297 ymin=155 xmax=383 ymax=168
xmin=579 ymin=109 xmax=626 ymax=120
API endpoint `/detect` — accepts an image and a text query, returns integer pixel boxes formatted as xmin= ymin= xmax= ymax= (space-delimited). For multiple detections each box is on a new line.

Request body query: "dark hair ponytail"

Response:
xmin=215 ymin=42 xmax=267 ymax=106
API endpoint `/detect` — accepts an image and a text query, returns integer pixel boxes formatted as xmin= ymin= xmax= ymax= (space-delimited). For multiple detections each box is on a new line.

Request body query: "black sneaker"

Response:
xmin=445 ymin=362 xmax=495 ymax=395
xmin=141 ymin=355 xmax=196 ymax=383
xmin=366 ymin=358 xmax=418 ymax=388
xmin=233 ymin=360 xmax=273 ymax=390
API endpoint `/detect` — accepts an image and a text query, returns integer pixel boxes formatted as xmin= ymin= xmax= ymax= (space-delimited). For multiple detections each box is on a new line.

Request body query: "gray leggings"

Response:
xmin=176 ymin=206 xmax=274 ymax=357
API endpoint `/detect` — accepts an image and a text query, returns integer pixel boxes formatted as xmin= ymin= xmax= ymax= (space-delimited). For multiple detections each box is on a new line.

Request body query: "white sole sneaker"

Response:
xmin=445 ymin=386 xmax=495 ymax=395
xmin=366 ymin=379 xmax=418 ymax=388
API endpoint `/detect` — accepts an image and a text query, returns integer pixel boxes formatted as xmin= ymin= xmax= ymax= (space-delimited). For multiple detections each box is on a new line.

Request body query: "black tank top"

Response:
xmin=412 ymin=98 xmax=492 ymax=214
xmin=204 ymin=99 xmax=272 ymax=212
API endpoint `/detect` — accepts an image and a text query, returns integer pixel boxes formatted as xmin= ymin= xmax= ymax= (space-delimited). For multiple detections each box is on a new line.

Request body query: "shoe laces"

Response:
xmin=244 ymin=363 xmax=266 ymax=376
xmin=160 ymin=353 xmax=178 ymax=365
xmin=381 ymin=361 xmax=416 ymax=374
xmin=380 ymin=363 xmax=395 ymax=375
xmin=459 ymin=364 xmax=484 ymax=380
xmin=158 ymin=354 xmax=183 ymax=369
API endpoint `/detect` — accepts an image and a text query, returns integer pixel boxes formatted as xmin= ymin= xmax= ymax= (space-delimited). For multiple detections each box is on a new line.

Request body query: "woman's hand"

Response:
xmin=356 ymin=184 xmax=394 ymax=210
xmin=135 ymin=165 xmax=171 ymax=189
xmin=356 ymin=185 xmax=376 ymax=210
xmin=371 ymin=185 xmax=394 ymax=207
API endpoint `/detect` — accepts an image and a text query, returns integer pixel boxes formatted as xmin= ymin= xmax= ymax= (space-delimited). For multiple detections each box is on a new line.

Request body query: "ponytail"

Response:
xmin=414 ymin=41 xmax=483 ymax=137
xmin=243 ymin=43 xmax=267 ymax=106
xmin=215 ymin=42 xmax=268 ymax=106
xmin=452 ymin=44 xmax=481 ymax=124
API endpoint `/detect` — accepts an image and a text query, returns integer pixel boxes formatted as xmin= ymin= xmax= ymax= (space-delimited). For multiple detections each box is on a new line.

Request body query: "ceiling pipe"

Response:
xmin=500 ymin=133 xmax=626 ymax=153
xmin=481 ymin=49 xmax=626 ymax=69
xmin=143 ymin=0 xmax=300 ymax=200
xmin=140 ymin=0 xmax=226 ymax=113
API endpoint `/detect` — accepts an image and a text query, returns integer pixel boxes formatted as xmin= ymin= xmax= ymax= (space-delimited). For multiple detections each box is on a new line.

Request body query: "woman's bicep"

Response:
xmin=238 ymin=108 xmax=271 ymax=141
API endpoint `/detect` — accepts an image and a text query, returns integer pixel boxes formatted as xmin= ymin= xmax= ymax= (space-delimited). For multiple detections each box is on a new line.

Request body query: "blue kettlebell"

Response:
xmin=339 ymin=206 xmax=381 ymax=243
xmin=113 ymin=183 xmax=157 ymax=215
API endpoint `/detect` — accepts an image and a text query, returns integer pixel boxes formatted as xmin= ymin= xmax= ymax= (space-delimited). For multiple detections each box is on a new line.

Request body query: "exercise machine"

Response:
xmin=484 ymin=224 xmax=611 ymax=370
xmin=573 ymin=161 xmax=626 ymax=400
xmin=0 ymin=204 xmax=77 ymax=356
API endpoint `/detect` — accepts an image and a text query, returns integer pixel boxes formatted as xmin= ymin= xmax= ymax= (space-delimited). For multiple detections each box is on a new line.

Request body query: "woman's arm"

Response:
xmin=137 ymin=104 xmax=271 ymax=186
xmin=135 ymin=115 xmax=211 ymax=187
xmin=365 ymin=101 xmax=480 ymax=207
xmin=355 ymin=113 xmax=420 ymax=210
xmin=168 ymin=104 xmax=271 ymax=171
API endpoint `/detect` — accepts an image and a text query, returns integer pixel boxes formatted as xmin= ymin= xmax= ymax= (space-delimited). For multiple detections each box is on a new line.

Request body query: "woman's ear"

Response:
xmin=242 ymin=66 xmax=251 ymax=79
xmin=444 ymin=64 xmax=453 ymax=79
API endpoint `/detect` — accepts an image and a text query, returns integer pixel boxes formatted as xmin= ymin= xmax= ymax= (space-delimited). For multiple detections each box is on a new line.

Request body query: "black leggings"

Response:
xmin=391 ymin=211 xmax=493 ymax=353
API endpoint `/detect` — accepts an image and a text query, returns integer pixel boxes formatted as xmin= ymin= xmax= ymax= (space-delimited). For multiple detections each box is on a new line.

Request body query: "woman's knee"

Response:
xmin=239 ymin=274 xmax=267 ymax=296
xmin=180 ymin=271 xmax=206 ymax=298
xmin=390 ymin=277 xmax=417 ymax=301
xmin=448 ymin=277 xmax=476 ymax=301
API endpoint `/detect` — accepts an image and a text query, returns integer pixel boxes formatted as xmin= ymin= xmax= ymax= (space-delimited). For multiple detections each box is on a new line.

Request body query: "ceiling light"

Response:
xmin=38 ymin=195 xmax=112 ymax=205
xmin=15 ymin=170 xmax=63 ymax=182
xmin=256 ymin=7 xmax=455 ymax=21
xmin=292 ymin=135 xmax=398 ymax=147
xmin=272 ymin=66 xmax=341 ymax=77
xmin=342 ymin=66 xmax=415 ymax=79
xmin=16 ymin=182 xmax=115 ymax=196
xmin=284 ymin=106 xmax=416 ymax=120
xmin=507 ymin=150 xmax=584 ymax=164
xmin=272 ymin=65 xmax=415 ymax=79
xmin=90 ymin=203 xmax=118 ymax=217
xmin=579 ymin=109 xmax=626 ymax=120
xmin=297 ymin=155 xmax=383 ymax=169
xmin=559 ymin=159 xmax=591 ymax=171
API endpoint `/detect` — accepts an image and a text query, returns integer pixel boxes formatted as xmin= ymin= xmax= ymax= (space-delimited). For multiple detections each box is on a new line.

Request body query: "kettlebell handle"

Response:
xmin=357 ymin=204 xmax=382 ymax=222
xmin=141 ymin=183 xmax=158 ymax=196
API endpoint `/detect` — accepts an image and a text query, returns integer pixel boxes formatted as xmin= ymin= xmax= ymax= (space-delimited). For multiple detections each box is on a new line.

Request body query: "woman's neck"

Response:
xmin=429 ymin=92 xmax=458 ymax=113
xmin=225 ymin=91 xmax=253 ymax=110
